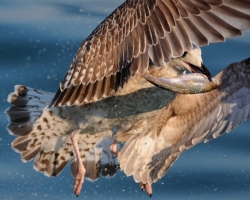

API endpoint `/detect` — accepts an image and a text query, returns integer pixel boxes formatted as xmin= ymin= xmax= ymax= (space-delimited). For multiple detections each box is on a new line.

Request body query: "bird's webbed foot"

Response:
xmin=70 ymin=129 xmax=86 ymax=197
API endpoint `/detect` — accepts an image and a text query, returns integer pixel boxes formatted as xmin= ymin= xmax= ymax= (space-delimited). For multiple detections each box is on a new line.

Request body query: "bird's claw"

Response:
xmin=73 ymin=168 xmax=85 ymax=197
xmin=140 ymin=182 xmax=153 ymax=197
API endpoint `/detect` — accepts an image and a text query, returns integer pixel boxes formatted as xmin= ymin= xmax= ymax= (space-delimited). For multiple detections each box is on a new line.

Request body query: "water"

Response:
xmin=1 ymin=1 xmax=250 ymax=199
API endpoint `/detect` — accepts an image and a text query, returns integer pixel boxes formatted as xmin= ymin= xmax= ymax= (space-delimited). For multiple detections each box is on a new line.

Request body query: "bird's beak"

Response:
xmin=188 ymin=62 xmax=212 ymax=81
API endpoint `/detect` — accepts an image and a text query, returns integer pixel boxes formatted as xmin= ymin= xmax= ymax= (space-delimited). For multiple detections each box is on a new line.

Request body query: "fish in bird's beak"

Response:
xmin=144 ymin=73 xmax=218 ymax=94
xmin=145 ymin=48 xmax=217 ymax=94
xmin=145 ymin=60 xmax=217 ymax=94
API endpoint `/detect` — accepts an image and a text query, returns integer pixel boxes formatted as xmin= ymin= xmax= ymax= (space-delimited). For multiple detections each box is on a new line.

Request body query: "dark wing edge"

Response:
xmin=118 ymin=57 xmax=250 ymax=184
xmin=50 ymin=0 xmax=250 ymax=107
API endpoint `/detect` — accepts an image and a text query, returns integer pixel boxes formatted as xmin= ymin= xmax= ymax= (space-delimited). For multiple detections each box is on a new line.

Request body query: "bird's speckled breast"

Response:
xmin=51 ymin=85 xmax=176 ymax=135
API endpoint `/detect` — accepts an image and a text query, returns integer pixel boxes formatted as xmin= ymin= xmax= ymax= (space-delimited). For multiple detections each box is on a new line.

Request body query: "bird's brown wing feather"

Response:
xmin=118 ymin=58 xmax=250 ymax=184
xmin=50 ymin=0 xmax=250 ymax=107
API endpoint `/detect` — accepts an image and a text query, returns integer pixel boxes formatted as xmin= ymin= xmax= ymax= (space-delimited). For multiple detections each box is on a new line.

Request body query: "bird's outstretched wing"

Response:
xmin=50 ymin=0 xmax=250 ymax=107
xmin=118 ymin=57 xmax=250 ymax=184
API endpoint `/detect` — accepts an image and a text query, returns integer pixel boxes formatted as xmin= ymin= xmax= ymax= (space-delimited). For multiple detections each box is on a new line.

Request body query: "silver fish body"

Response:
xmin=144 ymin=73 xmax=219 ymax=94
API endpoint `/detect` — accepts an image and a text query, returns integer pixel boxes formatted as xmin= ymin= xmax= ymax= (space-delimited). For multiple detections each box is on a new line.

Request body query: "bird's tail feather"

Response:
xmin=5 ymin=85 xmax=55 ymax=161
xmin=5 ymin=85 xmax=53 ymax=137
xmin=5 ymin=85 xmax=118 ymax=180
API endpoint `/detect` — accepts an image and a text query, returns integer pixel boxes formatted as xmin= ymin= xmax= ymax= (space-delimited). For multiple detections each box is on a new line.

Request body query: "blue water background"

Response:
xmin=0 ymin=1 xmax=250 ymax=199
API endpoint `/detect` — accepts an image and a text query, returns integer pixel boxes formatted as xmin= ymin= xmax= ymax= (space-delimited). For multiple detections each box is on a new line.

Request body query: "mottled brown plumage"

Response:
xmin=6 ymin=57 xmax=250 ymax=196
xmin=5 ymin=0 xmax=250 ymax=197
xmin=5 ymin=58 xmax=180 ymax=188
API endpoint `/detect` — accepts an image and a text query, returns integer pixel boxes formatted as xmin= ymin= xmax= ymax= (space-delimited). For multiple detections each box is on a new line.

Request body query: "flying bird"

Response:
xmin=5 ymin=0 xmax=250 ymax=197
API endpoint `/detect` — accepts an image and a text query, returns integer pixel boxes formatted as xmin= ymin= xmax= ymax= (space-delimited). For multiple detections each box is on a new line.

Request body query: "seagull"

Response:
xmin=6 ymin=48 xmax=214 ymax=196
xmin=5 ymin=0 xmax=250 ymax=197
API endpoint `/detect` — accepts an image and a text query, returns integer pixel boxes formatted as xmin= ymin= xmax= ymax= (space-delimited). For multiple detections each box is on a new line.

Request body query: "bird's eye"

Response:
xmin=182 ymin=52 xmax=188 ymax=57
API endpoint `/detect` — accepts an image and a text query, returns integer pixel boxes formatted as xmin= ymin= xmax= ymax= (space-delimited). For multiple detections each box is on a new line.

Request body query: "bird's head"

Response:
xmin=168 ymin=47 xmax=212 ymax=81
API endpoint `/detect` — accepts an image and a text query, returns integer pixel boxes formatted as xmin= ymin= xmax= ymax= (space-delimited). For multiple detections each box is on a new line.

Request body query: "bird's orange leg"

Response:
xmin=140 ymin=182 xmax=153 ymax=197
xmin=70 ymin=129 xmax=86 ymax=197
